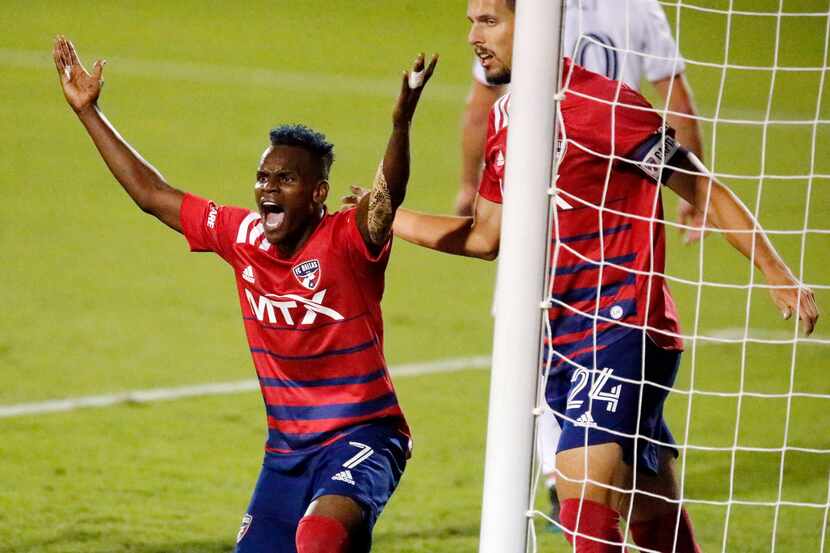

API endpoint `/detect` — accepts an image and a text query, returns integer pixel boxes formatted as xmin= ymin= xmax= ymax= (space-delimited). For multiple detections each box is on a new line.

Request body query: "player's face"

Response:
xmin=254 ymin=145 xmax=329 ymax=253
xmin=467 ymin=0 xmax=515 ymax=85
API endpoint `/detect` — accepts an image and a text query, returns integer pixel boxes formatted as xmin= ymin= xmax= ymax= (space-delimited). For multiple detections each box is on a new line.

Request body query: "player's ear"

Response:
xmin=313 ymin=179 xmax=329 ymax=205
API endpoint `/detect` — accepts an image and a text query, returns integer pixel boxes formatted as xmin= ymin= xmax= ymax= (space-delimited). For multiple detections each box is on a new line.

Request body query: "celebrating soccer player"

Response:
xmin=373 ymin=1 xmax=819 ymax=552
xmin=52 ymin=35 xmax=437 ymax=553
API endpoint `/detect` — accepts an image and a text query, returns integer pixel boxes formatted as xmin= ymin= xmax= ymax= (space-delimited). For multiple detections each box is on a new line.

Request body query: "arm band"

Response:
xmin=629 ymin=127 xmax=687 ymax=185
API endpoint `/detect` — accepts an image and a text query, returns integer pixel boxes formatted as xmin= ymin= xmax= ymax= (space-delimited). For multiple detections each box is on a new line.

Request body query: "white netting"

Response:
xmin=524 ymin=1 xmax=830 ymax=552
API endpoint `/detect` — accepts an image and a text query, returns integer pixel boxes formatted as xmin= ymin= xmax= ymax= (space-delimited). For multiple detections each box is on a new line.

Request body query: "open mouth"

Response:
xmin=260 ymin=201 xmax=285 ymax=231
xmin=476 ymin=50 xmax=494 ymax=67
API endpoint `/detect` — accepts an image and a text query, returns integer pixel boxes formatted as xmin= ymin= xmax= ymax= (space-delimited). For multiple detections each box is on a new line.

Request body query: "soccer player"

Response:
xmin=389 ymin=1 xmax=819 ymax=551
xmin=458 ymin=0 xmax=710 ymax=525
xmin=455 ymin=0 xmax=707 ymax=237
xmin=52 ymin=35 xmax=437 ymax=553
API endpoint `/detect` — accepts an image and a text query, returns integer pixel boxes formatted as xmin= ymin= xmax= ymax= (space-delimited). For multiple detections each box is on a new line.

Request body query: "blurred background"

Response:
xmin=1 ymin=1 xmax=828 ymax=551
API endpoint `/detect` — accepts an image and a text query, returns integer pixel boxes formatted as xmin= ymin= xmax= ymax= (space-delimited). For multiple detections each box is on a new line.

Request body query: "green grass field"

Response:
xmin=2 ymin=1 xmax=829 ymax=551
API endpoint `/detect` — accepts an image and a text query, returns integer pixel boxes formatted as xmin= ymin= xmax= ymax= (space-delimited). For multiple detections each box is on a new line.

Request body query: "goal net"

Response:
xmin=492 ymin=1 xmax=830 ymax=552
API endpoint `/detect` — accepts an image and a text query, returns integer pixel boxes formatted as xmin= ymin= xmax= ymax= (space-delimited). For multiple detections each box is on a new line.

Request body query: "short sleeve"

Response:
xmin=627 ymin=126 xmax=682 ymax=184
xmin=610 ymin=88 xmax=666 ymax=157
xmin=564 ymin=65 xmax=665 ymax=161
xmin=339 ymin=208 xmax=391 ymax=274
xmin=477 ymin=101 xmax=506 ymax=204
xmin=179 ymin=193 xmax=253 ymax=263
xmin=478 ymin=157 xmax=503 ymax=204
xmin=641 ymin=0 xmax=686 ymax=82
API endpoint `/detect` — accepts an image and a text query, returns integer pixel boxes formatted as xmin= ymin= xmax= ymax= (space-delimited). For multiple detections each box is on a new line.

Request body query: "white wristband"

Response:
xmin=408 ymin=69 xmax=425 ymax=89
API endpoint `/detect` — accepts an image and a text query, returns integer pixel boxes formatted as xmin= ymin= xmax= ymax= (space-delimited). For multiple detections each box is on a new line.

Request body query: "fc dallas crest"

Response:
xmin=292 ymin=259 xmax=321 ymax=290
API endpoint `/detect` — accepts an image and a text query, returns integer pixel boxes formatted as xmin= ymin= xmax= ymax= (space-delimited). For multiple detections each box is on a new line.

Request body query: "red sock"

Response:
xmin=295 ymin=515 xmax=350 ymax=553
xmin=630 ymin=508 xmax=701 ymax=553
xmin=560 ymin=498 xmax=627 ymax=552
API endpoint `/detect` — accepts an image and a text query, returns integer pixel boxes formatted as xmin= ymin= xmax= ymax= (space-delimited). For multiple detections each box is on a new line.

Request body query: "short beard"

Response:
xmin=486 ymin=68 xmax=511 ymax=85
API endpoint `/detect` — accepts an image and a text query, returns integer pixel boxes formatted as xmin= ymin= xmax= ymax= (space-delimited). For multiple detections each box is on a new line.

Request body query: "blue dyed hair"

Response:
xmin=269 ymin=124 xmax=335 ymax=179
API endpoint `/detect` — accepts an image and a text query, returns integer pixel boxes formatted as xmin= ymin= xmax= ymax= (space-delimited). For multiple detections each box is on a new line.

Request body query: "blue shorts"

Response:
xmin=234 ymin=422 xmax=408 ymax=553
xmin=546 ymin=330 xmax=681 ymax=474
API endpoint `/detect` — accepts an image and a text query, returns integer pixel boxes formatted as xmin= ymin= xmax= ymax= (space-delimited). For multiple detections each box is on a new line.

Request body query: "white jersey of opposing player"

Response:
xmin=473 ymin=0 xmax=686 ymax=91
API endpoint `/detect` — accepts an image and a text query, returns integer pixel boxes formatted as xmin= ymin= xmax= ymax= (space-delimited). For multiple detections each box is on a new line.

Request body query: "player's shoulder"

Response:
xmin=321 ymin=207 xmax=357 ymax=244
xmin=323 ymin=206 xmax=391 ymax=267
xmin=207 ymin=204 xmax=267 ymax=251
xmin=564 ymin=59 xmax=651 ymax=109
xmin=221 ymin=204 xmax=266 ymax=247
xmin=182 ymin=193 xmax=258 ymax=238
xmin=328 ymin=205 xmax=354 ymax=226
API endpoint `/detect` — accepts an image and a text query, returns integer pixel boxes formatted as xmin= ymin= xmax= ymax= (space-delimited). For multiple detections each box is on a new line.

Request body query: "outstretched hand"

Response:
xmin=393 ymin=53 xmax=439 ymax=129
xmin=53 ymin=35 xmax=106 ymax=114
xmin=766 ymin=270 xmax=819 ymax=336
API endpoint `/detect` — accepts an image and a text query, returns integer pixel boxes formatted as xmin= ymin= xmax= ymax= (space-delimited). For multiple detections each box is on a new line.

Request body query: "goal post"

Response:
xmin=478 ymin=1 xmax=565 ymax=552
xmin=480 ymin=1 xmax=830 ymax=552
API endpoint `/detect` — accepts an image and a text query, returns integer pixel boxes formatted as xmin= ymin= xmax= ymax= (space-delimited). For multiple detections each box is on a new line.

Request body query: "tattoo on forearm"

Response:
xmin=367 ymin=162 xmax=394 ymax=244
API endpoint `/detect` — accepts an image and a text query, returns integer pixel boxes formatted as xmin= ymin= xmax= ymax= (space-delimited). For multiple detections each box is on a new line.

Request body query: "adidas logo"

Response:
xmin=242 ymin=265 xmax=255 ymax=284
xmin=331 ymin=470 xmax=355 ymax=485
xmin=574 ymin=411 xmax=597 ymax=428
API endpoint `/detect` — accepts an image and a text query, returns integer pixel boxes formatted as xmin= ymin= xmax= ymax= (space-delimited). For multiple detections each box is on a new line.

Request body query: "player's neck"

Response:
xmin=274 ymin=211 xmax=324 ymax=259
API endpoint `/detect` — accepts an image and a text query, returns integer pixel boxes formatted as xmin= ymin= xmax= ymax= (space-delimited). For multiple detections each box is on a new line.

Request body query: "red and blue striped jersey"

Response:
xmin=478 ymin=59 xmax=683 ymax=368
xmin=180 ymin=194 xmax=409 ymax=454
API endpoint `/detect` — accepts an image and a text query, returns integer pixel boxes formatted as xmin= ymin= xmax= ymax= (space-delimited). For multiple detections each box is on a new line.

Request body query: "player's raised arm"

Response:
xmin=52 ymin=36 xmax=184 ymax=232
xmin=666 ymin=153 xmax=819 ymax=335
xmin=355 ymin=53 xmax=437 ymax=248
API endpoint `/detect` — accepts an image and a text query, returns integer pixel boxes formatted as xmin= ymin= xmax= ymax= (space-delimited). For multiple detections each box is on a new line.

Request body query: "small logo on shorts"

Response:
xmin=574 ymin=411 xmax=598 ymax=428
xmin=610 ymin=305 xmax=624 ymax=320
xmin=332 ymin=469 xmax=355 ymax=485
xmin=236 ymin=513 xmax=253 ymax=543
xmin=343 ymin=442 xmax=374 ymax=469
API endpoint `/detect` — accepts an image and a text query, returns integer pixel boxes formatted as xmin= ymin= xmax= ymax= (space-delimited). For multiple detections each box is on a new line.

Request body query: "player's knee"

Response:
xmin=295 ymin=515 xmax=350 ymax=553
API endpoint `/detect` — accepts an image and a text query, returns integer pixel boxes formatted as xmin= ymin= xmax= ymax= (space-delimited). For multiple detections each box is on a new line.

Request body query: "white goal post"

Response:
xmin=478 ymin=1 xmax=565 ymax=552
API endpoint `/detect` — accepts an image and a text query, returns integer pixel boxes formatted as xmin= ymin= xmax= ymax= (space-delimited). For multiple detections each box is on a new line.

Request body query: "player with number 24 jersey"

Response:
xmin=479 ymin=58 xmax=683 ymax=363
